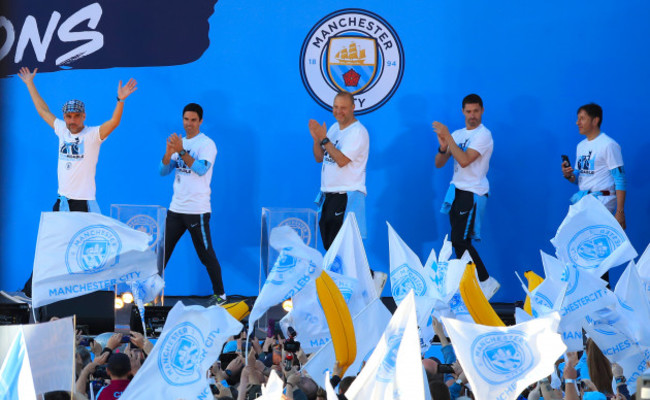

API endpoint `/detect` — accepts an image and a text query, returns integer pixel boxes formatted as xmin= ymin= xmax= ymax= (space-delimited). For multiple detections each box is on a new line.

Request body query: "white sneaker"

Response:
xmin=0 ymin=290 xmax=32 ymax=304
xmin=479 ymin=277 xmax=500 ymax=301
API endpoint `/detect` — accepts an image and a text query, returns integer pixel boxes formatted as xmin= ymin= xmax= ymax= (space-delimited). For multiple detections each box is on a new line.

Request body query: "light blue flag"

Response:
xmin=551 ymin=195 xmax=637 ymax=278
xmin=120 ymin=301 xmax=242 ymax=400
xmin=131 ymin=274 xmax=165 ymax=309
xmin=32 ymin=212 xmax=158 ymax=308
xmin=583 ymin=311 xmax=640 ymax=363
xmin=248 ymin=226 xmax=323 ymax=336
xmin=616 ymin=348 xmax=650 ymax=395
xmin=0 ymin=330 xmax=36 ymax=400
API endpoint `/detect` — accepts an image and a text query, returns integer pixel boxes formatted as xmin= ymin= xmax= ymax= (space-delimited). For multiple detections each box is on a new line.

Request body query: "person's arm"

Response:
xmin=17 ymin=67 xmax=55 ymax=128
xmin=610 ymin=167 xmax=626 ymax=229
xmin=563 ymin=352 xmax=581 ymax=400
xmin=562 ymin=161 xmax=578 ymax=184
xmin=129 ymin=331 xmax=154 ymax=356
xmin=75 ymin=352 xmax=109 ymax=394
xmin=309 ymin=119 xmax=325 ymax=163
xmin=98 ymin=78 xmax=138 ymax=140
xmin=308 ymin=119 xmax=351 ymax=167
xmin=432 ymin=122 xmax=452 ymax=168
xmin=433 ymin=122 xmax=481 ymax=168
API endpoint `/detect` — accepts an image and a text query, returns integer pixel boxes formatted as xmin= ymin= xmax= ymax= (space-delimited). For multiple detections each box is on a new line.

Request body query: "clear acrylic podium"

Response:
xmin=110 ymin=204 xmax=167 ymax=333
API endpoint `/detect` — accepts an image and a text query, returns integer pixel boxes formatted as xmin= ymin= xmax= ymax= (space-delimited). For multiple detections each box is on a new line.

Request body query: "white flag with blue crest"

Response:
xmin=303 ymin=297 xmax=392 ymax=389
xmin=442 ymin=312 xmax=566 ymax=400
xmin=614 ymin=261 xmax=650 ymax=347
xmin=345 ymin=291 xmax=425 ymax=400
xmin=120 ymin=301 xmax=242 ymax=400
xmin=131 ymin=274 xmax=165 ymax=308
xmin=279 ymin=270 xmax=357 ymax=353
xmin=583 ymin=310 xmax=640 ymax=363
xmin=322 ymin=213 xmax=377 ymax=316
xmin=387 ymin=223 xmax=438 ymax=329
xmin=248 ymin=226 xmax=323 ymax=336
xmin=32 ymin=212 xmax=158 ymax=308
xmin=551 ymin=195 xmax=637 ymax=278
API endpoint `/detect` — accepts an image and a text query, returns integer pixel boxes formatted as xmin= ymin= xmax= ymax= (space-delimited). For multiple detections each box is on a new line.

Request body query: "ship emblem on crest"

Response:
xmin=66 ymin=225 xmax=122 ymax=274
xmin=327 ymin=38 xmax=377 ymax=94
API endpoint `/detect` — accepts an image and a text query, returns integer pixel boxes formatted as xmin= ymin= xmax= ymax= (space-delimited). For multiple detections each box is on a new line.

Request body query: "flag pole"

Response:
xmin=71 ymin=314 xmax=76 ymax=400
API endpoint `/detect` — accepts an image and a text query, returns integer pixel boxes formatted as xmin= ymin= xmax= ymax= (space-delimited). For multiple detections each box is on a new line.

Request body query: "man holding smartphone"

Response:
xmin=561 ymin=103 xmax=626 ymax=229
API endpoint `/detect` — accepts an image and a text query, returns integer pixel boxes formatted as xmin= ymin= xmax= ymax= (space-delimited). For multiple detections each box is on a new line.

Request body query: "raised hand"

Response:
xmin=17 ymin=67 xmax=37 ymax=85
xmin=117 ymin=78 xmax=138 ymax=101
xmin=308 ymin=119 xmax=327 ymax=141
xmin=167 ymin=133 xmax=184 ymax=153
xmin=433 ymin=121 xmax=451 ymax=148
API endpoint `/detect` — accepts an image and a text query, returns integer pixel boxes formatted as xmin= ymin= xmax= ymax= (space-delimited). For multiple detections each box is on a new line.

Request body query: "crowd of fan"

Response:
xmin=38 ymin=314 xmax=645 ymax=400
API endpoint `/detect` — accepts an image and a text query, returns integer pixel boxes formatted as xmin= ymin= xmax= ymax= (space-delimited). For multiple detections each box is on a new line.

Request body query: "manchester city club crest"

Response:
xmin=279 ymin=217 xmax=312 ymax=246
xmin=391 ymin=264 xmax=427 ymax=302
xmin=568 ymin=225 xmax=624 ymax=269
xmin=158 ymin=322 xmax=205 ymax=386
xmin=268 ymin=248 xmax=298 ymax=285
xmin=300 ymin=9 xmax=404 ymax=114
xmin=126 ymin=214 xmax=159 ymax=249
xmin=377 ymin=330 xmax=404 ymax=383
xmin=471 ymin=331 xmax=534 ymax=384
xmin=66 ymin=225 xmax=122 ymax=274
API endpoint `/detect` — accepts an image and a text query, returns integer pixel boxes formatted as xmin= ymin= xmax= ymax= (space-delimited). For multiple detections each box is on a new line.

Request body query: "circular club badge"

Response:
xmin=568 ymin=225 xmax=624 ymax=269
xmin=126 ymin=214 xmax=159 ymax=249
xmin=300 ymin=9 xmax=405 ymax=115
xmin=279 ymin=217 xmax=312 ymax=246
xmin=65 ymin=225 xmax=122 ymax=274
xmin=390 ymin=264 xmax=427 ymax=302
xmin=158 ymin=322 xmax=205 ymax=386
xmin=471 ymin=331 xmax=534 ymax=385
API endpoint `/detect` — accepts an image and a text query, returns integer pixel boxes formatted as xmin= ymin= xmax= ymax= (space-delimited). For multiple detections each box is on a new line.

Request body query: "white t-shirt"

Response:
xmin=575 ymin=132 xmax=623 ymax=209
xmin=169 ymin=133 xmax=217 ymax=214
xmin=450 ymin=124 xmax=493 ymax=195
xmin=320 ymin=120 xmax=369 ymax=194
xmin=54 ymin=119 xmax=103 ymax=200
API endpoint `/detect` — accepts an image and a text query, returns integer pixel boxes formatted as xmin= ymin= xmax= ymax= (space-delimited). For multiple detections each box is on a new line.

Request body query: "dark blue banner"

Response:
xmin=0 ymin=0 xmax=218 ymax=77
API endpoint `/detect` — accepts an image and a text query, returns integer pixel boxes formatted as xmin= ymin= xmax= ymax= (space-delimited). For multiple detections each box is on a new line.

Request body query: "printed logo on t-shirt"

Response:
xmin=176 ymin=155 xmax=192 ymax=174
xmin=458 ymin=138 xmax=470 ymax=151
xmin=59 ymin=137 xmax=85 ymax=160
xmin=323 ymin=140 xmax=340 ymax=164
xmin=577 ymin=151 xmax=594 ymax=175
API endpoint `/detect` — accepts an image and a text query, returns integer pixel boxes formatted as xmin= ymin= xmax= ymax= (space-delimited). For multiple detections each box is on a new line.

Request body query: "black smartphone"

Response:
xmin=121 ymin=335 xmax=132 ymax=343
xmin=561 ymin=154 xmax=571 ymax=167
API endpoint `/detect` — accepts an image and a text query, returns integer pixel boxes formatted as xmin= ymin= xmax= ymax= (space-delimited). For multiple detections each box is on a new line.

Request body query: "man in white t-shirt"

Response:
xmin=562 ymin=103 xmax=626 ymax=229
xmin=10 ymin=67 xmax=137 ymax=301
xmin=160 ymin=103 xmax=226 ymax=306
xmin=308 ymin=92 xmax=369 ymax=250
xmin=433 ymin=94 xmax=499 ymax=299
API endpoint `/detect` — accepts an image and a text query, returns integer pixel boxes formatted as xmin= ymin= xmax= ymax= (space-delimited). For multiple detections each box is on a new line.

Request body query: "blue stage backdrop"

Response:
xmin=1 ymin=1 xmax=649 ymax=301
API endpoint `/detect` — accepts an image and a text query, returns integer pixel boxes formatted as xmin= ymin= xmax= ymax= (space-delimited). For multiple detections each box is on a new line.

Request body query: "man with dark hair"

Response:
xmin=309 ymin=92 xmax=370 ymax=250
xmin=562 ymin=103 xmax=626 ymax=229
xmin=96 ymin=353 xmax=131 ymax=400
xmin=160 ymin=103 xmax=227 ymax=306
xmin=433 ymin=94 xmax=498 ymax=299
xmin=6 ymin=67 xmax=137 ymax=302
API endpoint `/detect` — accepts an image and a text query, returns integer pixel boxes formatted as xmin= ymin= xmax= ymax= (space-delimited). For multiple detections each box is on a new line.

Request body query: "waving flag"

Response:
xmin=583 ymin=313 xmax=639 ymax=363
xmin=0 ymin=330 xmax=36 ymax=400
xmin=388 ymin=223 xmax=438 ymax=328
xmin=323 ymin=213 xmax=378 ymax=316
xmin=304 ymin=298 xmax=392 ymax=389
xmin=248 ymin=226 xmax=323 ymax=336
xmin=551 ymin=195 xmax=636 ymax=278
xmin=442 ymin=312 xmax=566 ymax=400
xmin=614 ymin=261 xmax=650 ymax=347
xmin=32 ymin=212 xmax=158 ymax=308
xmin=120 ymin=302 xmax=242 ymax=400
xmin=345 ymin=291 xmax=425 ymax=400
xmin=280 ymin=270 xmax=357 ymax=353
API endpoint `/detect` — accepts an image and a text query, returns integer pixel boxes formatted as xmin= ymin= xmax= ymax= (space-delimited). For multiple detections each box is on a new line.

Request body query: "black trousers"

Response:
xmin=449 ymin=188 xmax=489 ymax=282
xmin=319 ymin=193 xmax=348 ymax=251
xmin=164 ymin=210 xmax=225 ymax=295
xmin=22 ymin=198 xmax=90 ymax=296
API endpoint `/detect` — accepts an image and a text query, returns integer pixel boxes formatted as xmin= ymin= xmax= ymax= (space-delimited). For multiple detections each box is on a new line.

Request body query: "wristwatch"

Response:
xmin=320 ymin=137 xmax=330 ymax=146
xmin=178 ymin=150 xmax=187 ymax=157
